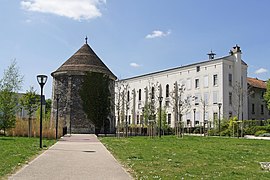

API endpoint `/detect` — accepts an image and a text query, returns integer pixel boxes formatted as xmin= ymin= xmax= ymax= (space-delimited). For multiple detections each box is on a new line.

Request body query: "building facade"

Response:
xmin=247 ymin=77 xmax=270 ymax=120
xmin=115 ymin=45 xmax=248 ymax=128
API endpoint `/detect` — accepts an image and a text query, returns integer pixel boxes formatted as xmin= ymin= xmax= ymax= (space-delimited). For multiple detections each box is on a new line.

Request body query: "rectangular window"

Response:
xmin=213 ymin=74 xmax=218 ymax=86
xmin=204 ymin=93 xmax=209 ymax=105
xmin=165 ymin=100 xmax=170 ymax=107
xmin=213 ymin=91 xmax=218 ymax=104
xmin=229 ymin=74 xmax=232 ymax=86
xmin=204 ymin=76 xmax=208 ymax=88
xmin=168 ymin=114 xmax=171 ymax=125
xmin=128 ymin=115 xmax=131 ymax=124
xmin=213 ymin=112 xmax=218 ymax=121
xmin=205 ymin=112 xmax=209 ymax=121
xmin=195 ymin=93 xmax=200 ymax=105
xmin=195 ymin=79 xmax=199 ymax=89
xmin=252 ymin=104 xmax=255 ymax=114
xmin=187 ymin=78 xmax=191 ymax=90
xmin=261 ymin=91 xmax=265 ymax=99
xmin=229 ymin=92 xmax=232 ymax=105
xmin=138 ymin=89 xmax=141 ymax=101
xmin=137 ymin=115 xmax=139 ymax=124
xmin=229 ymin=112 xmax=233 ymax=118
xmin=196 ymin=66 xmax=200 ymax=72
xmin=261 ymin=105 xmax=264 ymax=114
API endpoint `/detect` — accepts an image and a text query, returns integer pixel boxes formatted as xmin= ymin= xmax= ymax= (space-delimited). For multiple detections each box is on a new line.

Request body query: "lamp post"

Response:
xmin=141 ymin=107 xmax=144 ymax=135
xmin=158 ymin=96 xmax=163 ymax=138
xmin=193 ymin=108 xmax=196 ymax=128
xmin=55 ymin=93 xmax=60 ymax=140
xmin=37 ymin=75 xmax=48 ymax=148
xmin=218 ymin=103 xmax=222 ymax=136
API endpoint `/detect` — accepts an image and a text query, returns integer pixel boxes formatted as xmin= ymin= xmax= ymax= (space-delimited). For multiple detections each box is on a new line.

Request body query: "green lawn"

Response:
xmin=100 ymin=136 xmax=270 ymax=179
xmin=0 ymin=136 xmax=55 ymax=178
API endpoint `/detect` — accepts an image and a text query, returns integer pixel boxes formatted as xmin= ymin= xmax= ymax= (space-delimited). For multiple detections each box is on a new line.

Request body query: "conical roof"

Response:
xmin=51 ymin=43 xmax=116 ymax=80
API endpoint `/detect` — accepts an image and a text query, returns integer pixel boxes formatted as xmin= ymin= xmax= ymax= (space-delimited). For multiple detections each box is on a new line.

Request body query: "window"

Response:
xmin=151 ymin=87 xmax=155 ymax=99
xmin=187 ymin=78 xmax=191 ymax=90
xmin=229 ymin=92 xmax=232 ymax=105
xmin=186 ymin=112 xmax=191 ymax=122
xmin=166 ymin=84 xmax=169 ymax=97
xmin=229 ymin=112 xmax=233 ymax=118
xmin=204 ymin=76 xmax=208 ymax=88
xmin=196 ymin=66 xmax=200 ymax=72
xmin=168 ymin=114 xmax=171 ymax=125
xmin=213 ymin=74 xmax=218 ymax=86
xmin=138 ymin=89 xmax=141 ymax=101
xmin=204 ymin=93 xmax=209 ymax=105
xmin=195 ymin=93 xmax=200 ymax=105
xmin=205 ymin=112 xmax=209 ymax=121
xmin=140 ymin=115 xmax=143 ymax=124
xmin=195 ymin=79 xmax=199 ymax=89
xmin=252 ymin=104 xmax=255 ymax=114
xmin=137 ymin=115 xmax=139 ymax=124
xmin=229 ymin=74 xmax=232 ymax=86
xmin=213 ymin=112 xmax=218 ymax=121
xmin=165 ymin=100 xmax=170 ymax=107
xmin=127 ymin=91 xmax=130 ymax=102
xmin=251 ymin=91 xmax=255 ymax=98
xmin=213 ymin=91 xmax=218 ymax=104
xmin=261 ymin=91 xmax=265 ymax=99
xmin=128 ymin=115 xmax=131 ymax=124
xmin=261 ymin=105 xmax=264 ymax=114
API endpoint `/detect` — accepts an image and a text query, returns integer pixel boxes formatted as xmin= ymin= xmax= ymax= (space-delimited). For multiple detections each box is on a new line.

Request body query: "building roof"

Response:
xmin=51 ymin=43 xmax=116 ymax=80
xmin=247 ymin=77 xmax=267 ymax=89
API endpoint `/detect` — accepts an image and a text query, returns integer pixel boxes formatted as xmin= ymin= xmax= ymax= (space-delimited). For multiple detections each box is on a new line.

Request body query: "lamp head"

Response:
xmin=37 ymin=75 xmax=48 ymax=87
xmin=218 ymin=103 xmax=222 ymax=108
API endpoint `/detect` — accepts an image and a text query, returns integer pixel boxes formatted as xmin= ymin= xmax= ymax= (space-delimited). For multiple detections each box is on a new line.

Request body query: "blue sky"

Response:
xmin=0 ymin=0 xmax=270 ymax=98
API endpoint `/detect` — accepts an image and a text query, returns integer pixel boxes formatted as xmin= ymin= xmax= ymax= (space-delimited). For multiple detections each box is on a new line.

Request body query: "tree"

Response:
xmin=170 ymin=82 xmax=191 ymax=137
xmin=264 ymin=79 xmax=270 ymax=110
xmin=0 ymin=60 xmax=23 ymax=135
xmin=80 ymin=72 xmax=111 ymax=135
xmin=20 ymin=86 xmax=39 ymax=137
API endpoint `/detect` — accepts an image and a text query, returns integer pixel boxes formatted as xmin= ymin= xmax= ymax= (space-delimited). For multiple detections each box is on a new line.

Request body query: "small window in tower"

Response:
xmin=213 ymin=74 xmax=218 ymax=86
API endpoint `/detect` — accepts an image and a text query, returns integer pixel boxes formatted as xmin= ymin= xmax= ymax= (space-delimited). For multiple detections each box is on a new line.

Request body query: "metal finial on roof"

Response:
xmin=85 ymin=36 xmax=88 ymax=44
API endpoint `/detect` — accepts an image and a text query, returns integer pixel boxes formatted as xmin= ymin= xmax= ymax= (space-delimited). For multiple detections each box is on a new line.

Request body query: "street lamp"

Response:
xmin=55 ymin=93 xmax=60 ymax=140
xmin=218 ymin=103 xmax=222 ymax=136
xmin=193 ymin=108 xmax=196 ymax=128
xmin=37 ymin=75 xmax=48 ymax=148
xmin=158 ymin=96 xmax=163 ymax=138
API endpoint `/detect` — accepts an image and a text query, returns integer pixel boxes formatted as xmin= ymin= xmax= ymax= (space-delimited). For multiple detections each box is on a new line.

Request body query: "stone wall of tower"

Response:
xmin=51 ymin=73 xmax=116 ymax=134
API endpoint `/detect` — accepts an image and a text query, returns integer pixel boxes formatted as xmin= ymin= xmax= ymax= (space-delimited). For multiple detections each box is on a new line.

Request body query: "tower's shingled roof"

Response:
xmin=51 ymin=43 xmax=116 ymax=80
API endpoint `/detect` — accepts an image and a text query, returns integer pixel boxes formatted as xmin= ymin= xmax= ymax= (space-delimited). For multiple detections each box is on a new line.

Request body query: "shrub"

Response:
xmin=255 ymin=130 xmax=268 ymax=137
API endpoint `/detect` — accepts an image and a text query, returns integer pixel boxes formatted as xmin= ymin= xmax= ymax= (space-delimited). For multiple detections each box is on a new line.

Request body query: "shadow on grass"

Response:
xmin=0 ymin=137 xmax=15 ymax=141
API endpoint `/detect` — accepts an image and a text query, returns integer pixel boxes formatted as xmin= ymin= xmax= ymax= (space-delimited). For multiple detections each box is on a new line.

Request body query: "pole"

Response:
xmin=39 ymin=86 xmax=43 ymax=148
xmin=56 ymin=95 xmax=59 ymax=140
xmin=218 ymin=105 xmax=221 ymax=136
xmin=159 ymin=100 xmax=162 ymax=138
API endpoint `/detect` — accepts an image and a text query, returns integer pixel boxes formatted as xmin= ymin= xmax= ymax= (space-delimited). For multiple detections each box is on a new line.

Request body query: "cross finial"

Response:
xmin=85 ymin=36 xmax=88 ymax=44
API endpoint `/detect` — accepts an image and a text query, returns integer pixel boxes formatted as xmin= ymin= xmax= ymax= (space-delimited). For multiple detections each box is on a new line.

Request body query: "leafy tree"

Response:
xmin=45 ymin=99 xmax=52 ymax=120
xmin=80 ymin=72 xmax=111 ymax=135
xmin=264 ymin=79 xmax=270 ymax=110
xmin=0 ymin=60 xmax=23 ymax=135
xmin=20 ymin=86 xmax=39 ymax=137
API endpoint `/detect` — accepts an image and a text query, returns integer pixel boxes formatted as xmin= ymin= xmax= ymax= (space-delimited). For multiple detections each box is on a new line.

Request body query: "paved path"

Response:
xmin=9 ymin=134 xmax=133 ymax=180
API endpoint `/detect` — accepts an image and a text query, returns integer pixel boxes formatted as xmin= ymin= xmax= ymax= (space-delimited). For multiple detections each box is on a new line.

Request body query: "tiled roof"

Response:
xmin=52 ymin=43 xmax=116 ymax=80
xmin=247 ymin=77 xmax=267 ymax=89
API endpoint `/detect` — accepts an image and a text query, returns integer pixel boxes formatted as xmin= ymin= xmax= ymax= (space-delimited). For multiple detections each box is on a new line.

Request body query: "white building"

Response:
xmin=115 ymin=45 xmax=248 ymax=128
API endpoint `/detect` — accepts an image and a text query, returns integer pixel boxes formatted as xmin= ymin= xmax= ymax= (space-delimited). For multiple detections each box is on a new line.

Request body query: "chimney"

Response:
xmin=230 ymin=44 xmax=241 ymax=55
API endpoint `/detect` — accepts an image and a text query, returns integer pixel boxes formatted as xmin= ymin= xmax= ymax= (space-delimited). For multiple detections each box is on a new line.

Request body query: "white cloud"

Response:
xmin=130 ymin=63 xmax=141 ymax=68
xmin=145 ymin=30 xmax=171 ymax=39
xmin=21 ymin=0 xmax=106 ymax=21
xmin=255 ymin=68 xmax=268 ymax=74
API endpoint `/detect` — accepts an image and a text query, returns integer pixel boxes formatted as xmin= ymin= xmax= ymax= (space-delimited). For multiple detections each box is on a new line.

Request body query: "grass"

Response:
xmin=0 ymin=136 xmax=55 ymax=178
xmin=100 ymin=136 xmax=270 ymax=179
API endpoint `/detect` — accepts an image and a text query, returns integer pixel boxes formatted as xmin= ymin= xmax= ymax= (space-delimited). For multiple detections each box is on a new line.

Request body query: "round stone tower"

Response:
xmin=51 ymin=40 xmax=117 ymax=134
